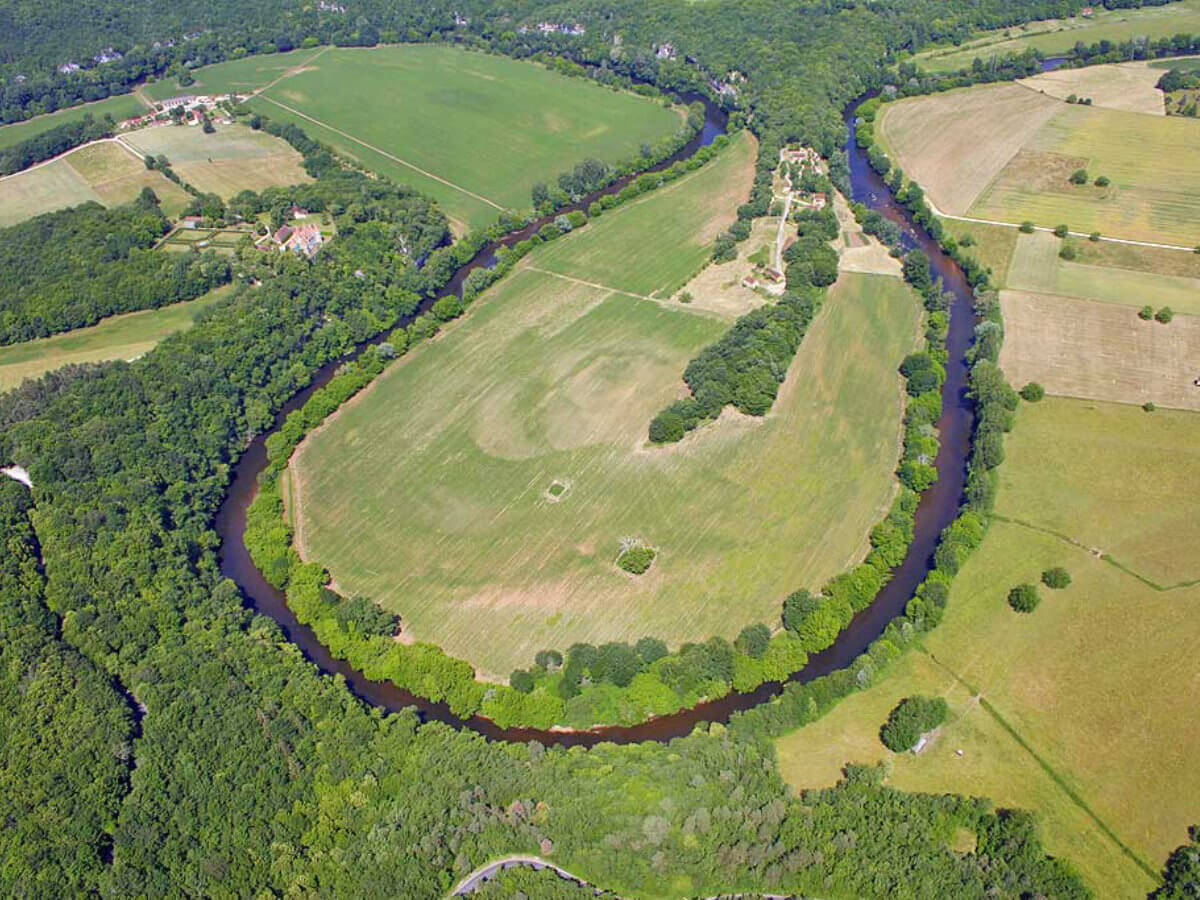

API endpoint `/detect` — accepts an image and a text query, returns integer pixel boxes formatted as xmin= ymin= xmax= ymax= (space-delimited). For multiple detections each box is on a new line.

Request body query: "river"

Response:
xmin=216 ymin=89 xmax=977 ymax=747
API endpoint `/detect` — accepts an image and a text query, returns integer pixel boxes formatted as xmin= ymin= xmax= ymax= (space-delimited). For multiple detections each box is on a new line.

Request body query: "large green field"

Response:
xmin=290 ymin=139 xmax=921 ymax=677
xmin=776 ymin=397 xmax=1200 ymax=898
xmin=0 ymin=94 xmax=147 ymax=150
xmin=0 ymin=140 xmax=190 ymax=226
xmin=912 ymin=0 xmax=1200 ymax=72
xmin=235 ymin=45 xmax=683 ymax=231
xmin=143 ymin=47 xmax=327 ymax=101
xmin=0 ymin=285 xmax=232 ymax=392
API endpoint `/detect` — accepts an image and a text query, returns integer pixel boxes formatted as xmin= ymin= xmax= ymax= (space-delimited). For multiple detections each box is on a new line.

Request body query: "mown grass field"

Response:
xmin=0 ymin=285 xmax=232 ymax=392
xmin=122 ymin=122 xmax=311 ymax=197
xmin=940 ymin=218 xmax=1018 ymax=287
xmin=999 ymin=289 xmax=1200 ymax=411
xmin=1017 ymin=61 xmax=1167 ymax=115
xmin=0 ymin=94 xmax=147 ymax=150
xmin=881 ymin=81 xmax=1200 ymax=245
xmin=1007 ymin=231 xmax=1200 ymax=313
xmin=290 ymin=140 xmax=920 ymax=676
xmin=242 ymin=45 xmax=683 ymax=231
xmin=776 ymin=397 xmax=1200 ymax=898
xmin=0 ymin=140 xmax=190 ymax=226
xmin=912 ymin=0 xmax=1200 ymax=72
xmin=142 ymin=47 xmax=328 ymax=101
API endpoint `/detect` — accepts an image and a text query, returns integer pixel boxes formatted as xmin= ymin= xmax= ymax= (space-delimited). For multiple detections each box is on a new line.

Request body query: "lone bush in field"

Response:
xmin=1008 ymin=583 xmax=1041 ymax=613
xmin=1156 ymin=306 xmax=1174 ymax=324
xmin=1020 ymin=382 xmax=1045 ymax=402
xmin=880 ymin=696 xmax=949 ymax=752
xmin=1139 ymin=305 xmax=1154 ymax=320
xmin=1069 ymin=169 xmax=1089 ymax=185
xmin=1059 ymin=243 xmax=1077 ymax=260
xmin=1094 ymin=175 xmax=1110 ymax=187
xmin=1020 ymin=221 xmax=1035 ymax=234
xmin=617 ymin=545 xmax=656 ymax=575
xmin=1042 ymin=567 xmax=1072 ymax=589
xmin=1053 ymin=224 xmax=1069 ymax=238
xmin=1089 ymin=231 xmax=1101 ymax=242
xmin=1143 ymin=401 xmax=1157 ymax=412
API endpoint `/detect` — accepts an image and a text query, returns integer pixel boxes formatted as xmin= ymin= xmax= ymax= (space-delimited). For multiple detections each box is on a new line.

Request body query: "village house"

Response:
xmin=655 ymin=42 xmax=677 ymax=61
xmin=281 ymin=224 xmax=325 ymax=258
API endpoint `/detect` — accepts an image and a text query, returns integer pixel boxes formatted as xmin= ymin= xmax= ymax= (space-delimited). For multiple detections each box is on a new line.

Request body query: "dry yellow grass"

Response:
xmin=673 ymin=217 xmax=778 ymax=319
xmin=876 ymin=84 xmax=1061 ymax=214
xmin=999 ymin=289 xmax=1200 ymax=411
xmin=1018 ymin=62 xmax=1166 ymax=115
xmin=832 ymin=190 xmax=902 ymax=277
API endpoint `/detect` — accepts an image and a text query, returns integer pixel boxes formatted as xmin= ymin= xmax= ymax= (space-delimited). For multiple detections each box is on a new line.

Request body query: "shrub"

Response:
xmin=1095 ymin=175 xmax=1110 ymax=187
xmin=1089 ymin=231 xmax=1101 ymax=242
xmin=534 ymin=649 xmax=562 ymax=669
xmin=1139 ymin=305 xmax=1154 ymax=321
xmin=509 ymin=669 xmax=535 ymax=693
xmin=677 ymin=290 xmax=694 ymax=304
xmin=1069 ymin=169 xmax=1088 ymax=185
xmin=1019 ymin=382 xmax=1045 ymax=402
xmin=1019 ymin=221 xmax=1035 ymax=234
xmin=1007 ymin=583 xmax=1041 ymax=613
xmin=1143 ymin=401 xmax=1157 ymax=412
xmin=617 ymin=545 xmax=656 ymax=575
xmin=734 ymin=623 xmax=772 ymax=659
xmin=1066 ymin=93 xmax=1078 ymax=104
xmin=1155 ymin=306 xmax=1174 ymax=324
xmin=1042 ymin=567 xmax=1071 ymax=589
xmin=1053 ymin=224 xmax=1069 ymax=238
xmin=1059 ymin=243 xmax=1076 ymax=260
xmin=648 ymin=411 xmax=685 ymax=443
xmin=880 ymin=696 xmax=949 ymax=752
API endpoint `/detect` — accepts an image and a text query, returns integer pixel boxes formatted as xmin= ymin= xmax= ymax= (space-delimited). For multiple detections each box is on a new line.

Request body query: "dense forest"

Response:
xmin=0 ymin=191 xmax=230 ymax=344
xmin=0 ymin=0 xmax=1165 ymax=895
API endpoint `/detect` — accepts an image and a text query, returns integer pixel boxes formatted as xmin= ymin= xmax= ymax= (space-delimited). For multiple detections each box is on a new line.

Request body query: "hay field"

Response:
xmin=875 ymin=84 xmax=1060 ymax=214
xmin=142 ymin=47 xmax=327 ymax=101
xmin=912 ymin=0 xmax=1200 ymax=72
xmin=971 ymin=102 xmax=1200 ymax=245
xmin=999 ymin=289 xmax=1200 ymax=411
xmin=529 ymin=133 xmax=756 ymax=298
xmin=244 ymin=45 xmax=683 ymax=230
xmin=1006 ymin=231 xmax=1200 ymax=313
xmin=0 ymin=140 xmax=190 ymax=226
xmin=940 ymin=219 xmax=1018 ymax=286
xmin=291 ymin=141 xmax=918 ymax=675
xmin=777 ymin=397 xmax=1200 ymax=897
xmin=0 ymin=94 xmax=147 ymax=150
xmin=122 ymin=122 xmax=311 ymax=196
xmin=1018 ymin=62 xmax=1166 ymax=115
xmin=0 ymin=285 xmax=231 ymax=392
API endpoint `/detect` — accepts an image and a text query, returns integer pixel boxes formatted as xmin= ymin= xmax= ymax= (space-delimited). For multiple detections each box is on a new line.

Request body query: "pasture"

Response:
xmin=1017 ymin=61 xmax=1166 ymax=115
xmin=940 ymin=219 xmax=1017 ymax=287
xmin=999 ymin=289 xmax=1200 ymax=411
xmin=290 ymin=139 xmax=920 ymax=676
xmin=142 ymin=47 xmax=328 ymax=101
xmin=241 ymin=45 xmax=683 ymax=230
xmin=1007 ymin=231 xmax=1200 ymax=314
xmin=880 ymin=83 xmax=1200 ymax=244
xmin=911 ymin=0 xmax=1200 ymax=72
xmin=777 ymin=397 xmax=1200 ymax=897
xmin=0 ymin=285 xmax=232 ymax=392
xmin=122 ymin=122 xmax=311 ymax=196
xmin=0 ymin=140 xmax=190 ymax=226
xmin=0 ymin=94 xmax=147 ymax=150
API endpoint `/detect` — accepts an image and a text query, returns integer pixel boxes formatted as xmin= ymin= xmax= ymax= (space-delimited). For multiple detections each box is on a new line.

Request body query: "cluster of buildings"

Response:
xmin=252 ymin=208 xmax=328 ymax=258
xmin=781 ymin=145 xmax=828 ymax=210
xmin=120 ymin=94 xmax=237 ymax=130
xmin=519 ymin=22 xmax=587 ymax=36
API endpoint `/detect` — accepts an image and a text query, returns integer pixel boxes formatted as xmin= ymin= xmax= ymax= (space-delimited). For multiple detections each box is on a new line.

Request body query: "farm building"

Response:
xmin=282 ymin=224 xmax=325 ymax=257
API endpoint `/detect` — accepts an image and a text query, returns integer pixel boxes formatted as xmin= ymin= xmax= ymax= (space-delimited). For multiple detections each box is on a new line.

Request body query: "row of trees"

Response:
xmin=0 ymin=112 xmax=114 ymax=176
xmin=0 ymin=189 xmax=231 ymax=344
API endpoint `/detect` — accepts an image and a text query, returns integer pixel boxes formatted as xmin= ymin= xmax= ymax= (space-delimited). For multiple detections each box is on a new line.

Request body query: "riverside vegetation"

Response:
xmin=0 ymin=0 xmax=1160 ymax=895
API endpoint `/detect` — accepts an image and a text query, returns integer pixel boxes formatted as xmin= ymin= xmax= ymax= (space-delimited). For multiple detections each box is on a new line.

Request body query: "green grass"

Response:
xmin=776 ymin=397 xmax=1200 ymax=897
xmin=0 ymin=141 xmax=190 ymax=226
xmin=142 ymin=47 xmax=328 ymax=101
xmin=0 ymin=95 xmax=148 ymax=150
xmin=913 ymin=0 xmax=1200 ymax=72
xmin=1007 ymin=231 xmax=1200 ymax=313
xmin=1151 ymin=54 xmax=1200 ymax=71
xmin=239 ymin=45 xmax=683 ymax=231
xmin=970 ymin=103 xmax=1200 ymax=246
xmin=940 ymin=218 xmax=1018 ymax=287
xmin=290 ymin=140 xmax=920 ymax=677
xmin=0 ymin=285 xmax=233 ymax=392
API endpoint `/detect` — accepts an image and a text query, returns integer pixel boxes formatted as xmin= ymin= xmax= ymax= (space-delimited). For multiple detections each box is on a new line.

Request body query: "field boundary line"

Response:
xmin=991 ymin=514 xmax=1199 ymax=590
xmin=926 ymin=198 xmax=1198 ymax=252
xmin=254 ymin=94 xmax=505 ymax=211
xmin=250 ymin=45 xmax=332 ymax=98
xmin=521 ymin=264 xmax=656 ymax=301
xmin=923 ymin=651 xmax=1160 ymax=883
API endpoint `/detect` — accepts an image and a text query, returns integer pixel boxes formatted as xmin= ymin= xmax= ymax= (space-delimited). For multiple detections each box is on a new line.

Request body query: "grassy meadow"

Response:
xmin=242 ymin=45 xmax=683 ymax=230
xmin=776 ymin=397 xmax=1200 ymax=897
xmin=880 ymin=81 xmax=1200 ymax=245
xmin=0 ymin=94 xmax=147 ymax=150
xmin=142 ymin=47 xmax=328 ymax=101
xmin=0 ymin=140 xmax=190 ymax=226
xmin=122 ymin=122 xmax=311 ymax=196
xmin=912 ymin=0 xmax=1200 ymax=72
xmin=0 ymin=285 xmax=232 ymax=392
xmin=290 ymin=137 xmax=921 ymax=676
